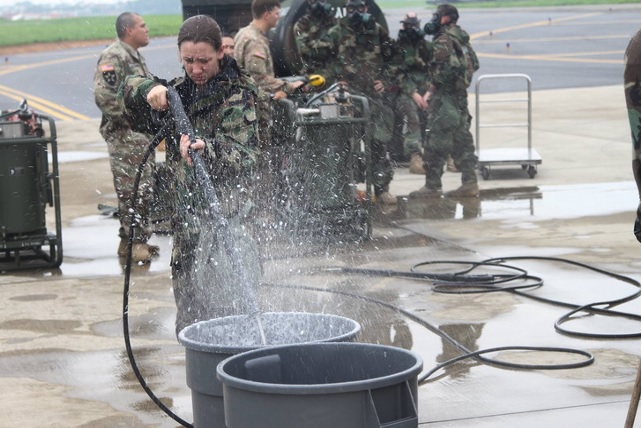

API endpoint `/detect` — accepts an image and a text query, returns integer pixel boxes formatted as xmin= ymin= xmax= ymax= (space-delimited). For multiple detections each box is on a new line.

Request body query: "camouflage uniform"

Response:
xmin=234 ymin=23 xmax=300 ymax=144
xmin=422 ymin=23 xmax=478 ymax=192
xmin=326 ymin=15 xmax=396 ymax=196
xmin=124 ymin=56 xmax=261 ymax=334
xmin=293 ymin=6 xmax=337 ymax=78
xmin=391 ymin=27 xmax=433 ymax=161
xmin=235 ymin=23 xmax=302 ymax=214
xmin=94 ymin=40 xmax=154 ymax=243
xmin=624 ymin=29 xmax=641 ymax=241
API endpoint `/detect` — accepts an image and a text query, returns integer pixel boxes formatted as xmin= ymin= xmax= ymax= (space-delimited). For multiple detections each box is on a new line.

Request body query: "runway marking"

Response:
xmin=0 ymin=53 xmax=97 ymax=77
xmin=0 ymin=84 xmax=90 ymax=120
xmin=470 ymin=12 xmax=602 ymax=39
xmin=0 ymin=43 xmax=174 ymax=120
xmin=477 ymin=52 xmax=621 ymax=65
xmin=473 ymin=34 xmax=633 ymax=44
xmin=0 ymin=43 xmax=173 ymax=77
xmin=471 ymin=12 xmax=627 ymax=65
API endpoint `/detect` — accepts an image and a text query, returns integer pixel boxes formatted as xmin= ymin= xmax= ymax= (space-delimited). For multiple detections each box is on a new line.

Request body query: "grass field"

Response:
xmin=0 ymin=0 xmax=637 ymax=47
xmin=0 ymin=15 xmax=182 ymax=47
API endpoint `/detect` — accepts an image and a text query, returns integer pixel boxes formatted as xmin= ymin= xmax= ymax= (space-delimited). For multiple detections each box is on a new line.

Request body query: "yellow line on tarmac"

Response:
xmin=0 ymin=42 xmax=173 ymax=120
xmin=0 ymin=43 xmax=173 ymax=77
xmin=470 ymin=12 xmax=601 ymax=40
xmin=474 ymin=34 xmax=632 ymax=44
xmin=0 ymin=53 xmax=97 ymax=77
xmin=477 ymin=52 xmax=621 ymax=65
xmin=0 ymin=84 xmax=90 ymax=120
xmin=470 ymin=12 xmax=625 ymax=65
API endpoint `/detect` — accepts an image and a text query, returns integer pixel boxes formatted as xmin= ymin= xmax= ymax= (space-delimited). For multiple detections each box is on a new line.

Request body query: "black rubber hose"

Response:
xmin=261 ymin=282 xmax=596 ymax=385
xmin=121 ymin=122 xmax=193 ymax=428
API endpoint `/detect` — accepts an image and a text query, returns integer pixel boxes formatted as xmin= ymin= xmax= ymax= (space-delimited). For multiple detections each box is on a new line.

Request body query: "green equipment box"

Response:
xmin=0 ymin=108 xmax=63 ymax=271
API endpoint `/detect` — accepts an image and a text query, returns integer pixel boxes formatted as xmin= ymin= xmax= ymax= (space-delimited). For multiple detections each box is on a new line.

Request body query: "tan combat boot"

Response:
xmin=445 ymin=183 xmax=480 ymax=198
xmin=117 ymin=239 xmax=128 ymax=257
xmin=446 ymin=156 xmax=458 ymax=172
xmin=408 ymin=186 xmax=442 ymax=199
xmin=376 ymin=191 xmax=398 ymax=206
xmin=131 ymin=243 xmax=157 ymax=262
xmin=409 ymin=153 xmax=425 ymax=175
xmin=118 ymin=240 xmax=160 ymax=262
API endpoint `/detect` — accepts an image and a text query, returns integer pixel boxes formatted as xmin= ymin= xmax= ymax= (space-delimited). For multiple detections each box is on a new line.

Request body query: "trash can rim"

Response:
xmin=177 ymin=312 xmax=361 ymax=353
xmin=216 ymin=342 xmax=423 ymax=395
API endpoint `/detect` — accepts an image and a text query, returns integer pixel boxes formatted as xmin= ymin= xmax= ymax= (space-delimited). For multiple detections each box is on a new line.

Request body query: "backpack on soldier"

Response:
xmin=452 ymin=38 xmax=479 ymax=88
xmin=462 ymin=41 xmax=479 ymax=86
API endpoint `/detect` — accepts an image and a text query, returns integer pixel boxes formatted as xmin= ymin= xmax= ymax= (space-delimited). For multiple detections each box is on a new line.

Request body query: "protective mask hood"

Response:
xmin=311 ymin=1 xmax=333 ymax=18
xmin=424 ymin=13 xmax=441 ymax=35
xmin=400 ymin=27 xmax=425 ymax=42
xmin=349 ymin=11 xmax=372 ymax=29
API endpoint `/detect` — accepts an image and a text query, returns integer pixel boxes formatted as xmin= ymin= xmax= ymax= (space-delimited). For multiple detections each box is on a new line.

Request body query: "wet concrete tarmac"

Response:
xmin=0 ymin=84 xmax=640 ymax=427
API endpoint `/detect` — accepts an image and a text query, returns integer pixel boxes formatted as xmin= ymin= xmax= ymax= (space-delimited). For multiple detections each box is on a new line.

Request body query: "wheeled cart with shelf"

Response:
xmin=475 ymin=73 xmax=542 ymax=179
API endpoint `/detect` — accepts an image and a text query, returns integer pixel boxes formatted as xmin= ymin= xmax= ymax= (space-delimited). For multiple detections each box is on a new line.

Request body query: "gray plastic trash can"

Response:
xmin=217 ymin=342 xmax=423 ymax=428
xmin=178 ymin=312 xmax=360 ymax=428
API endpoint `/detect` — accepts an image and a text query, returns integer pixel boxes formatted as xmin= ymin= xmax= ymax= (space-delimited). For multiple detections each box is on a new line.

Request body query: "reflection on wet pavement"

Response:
xmin=393 ymin=181 xmax=637 ymax=223
xmin=49 ymin=181 xmax=638 ymax=279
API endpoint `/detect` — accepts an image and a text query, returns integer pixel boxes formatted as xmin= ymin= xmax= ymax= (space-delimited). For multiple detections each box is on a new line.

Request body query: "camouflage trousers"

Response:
xmin=391 ymin=93 xmax=426 ymax=161
xmin=422 ymin=93 xmax=478 ymax=191
xmin=367 ymin=96 xmax=394 ymax=194
xmin=104 ymin=129 xmax=154 ymax=242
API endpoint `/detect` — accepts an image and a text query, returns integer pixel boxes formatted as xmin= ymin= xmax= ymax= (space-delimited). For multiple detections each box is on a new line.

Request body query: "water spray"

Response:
xmin=165 ymin=86 xmax=266 ymax=344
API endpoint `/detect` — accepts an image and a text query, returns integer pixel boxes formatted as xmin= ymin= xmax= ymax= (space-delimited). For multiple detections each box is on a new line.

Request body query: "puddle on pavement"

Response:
xmin=49 ymin=151 xmax=108 ymax=163
xmin=394 ymin=181 xmax=638 ymax=223
xmin=3 ymin=180 xmax=634 ymax=278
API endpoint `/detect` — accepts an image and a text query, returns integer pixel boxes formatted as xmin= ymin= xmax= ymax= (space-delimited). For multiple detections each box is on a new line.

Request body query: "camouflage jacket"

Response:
xmin=234 ymin=23 xmax=296 ymax=94
xmin=294 ymin=11 xmax=337 ymax=76
xmin=392 ymin=29 xmax=433 ymax=96
xmin=124 ymin=56 xmax=260 ymax=179
xmin=430 ymin=23 xmax=477 ymax=96
xmin=326 ymin=16 xmax=396 ymax=97
xmin=124 ymin=56 xmax=260 ymax=263
xmin=94 ymin=40 xmax=151 ymax=138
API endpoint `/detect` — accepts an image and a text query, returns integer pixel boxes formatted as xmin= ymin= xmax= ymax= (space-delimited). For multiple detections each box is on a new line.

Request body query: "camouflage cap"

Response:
xmin=401 ymin=12 xmax=420 ymax=26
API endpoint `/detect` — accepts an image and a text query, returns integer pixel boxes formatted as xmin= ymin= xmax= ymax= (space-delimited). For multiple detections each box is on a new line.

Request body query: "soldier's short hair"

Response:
xmin=252 ymin=0 xmax=281 ymax=19
xmin=115 ymin=12 xmax=139 ymax=39
xmin=178 ymin=15 xmax=223 ymax=52
xmin=437 ymin=4 xmax=459 ymax=23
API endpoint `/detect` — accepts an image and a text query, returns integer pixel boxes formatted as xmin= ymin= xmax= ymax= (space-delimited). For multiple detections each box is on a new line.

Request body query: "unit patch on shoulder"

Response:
xmin=100 ymin=64 xmax=117 ymax=87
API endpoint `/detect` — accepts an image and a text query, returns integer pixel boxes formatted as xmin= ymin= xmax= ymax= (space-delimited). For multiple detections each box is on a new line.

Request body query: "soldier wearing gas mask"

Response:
xmin=294 ymin=0 xmax=337 ymax=77
xmin=410 ymin=3 xmax=480 ymax=199
xmin=325 ymin=0 xmax=399 ymax=205
xmin=390 ymin=12 xmax=433 ymax=175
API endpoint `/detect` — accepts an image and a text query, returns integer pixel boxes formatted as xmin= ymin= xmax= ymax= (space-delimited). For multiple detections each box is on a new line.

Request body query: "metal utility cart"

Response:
xmin=0 ymin=102 xmax=63 ymax=271
xmin=475 ymin=73 xmax=542 ymax=179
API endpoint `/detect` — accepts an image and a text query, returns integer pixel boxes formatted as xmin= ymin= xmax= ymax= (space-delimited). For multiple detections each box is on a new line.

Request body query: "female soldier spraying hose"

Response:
xmin=123 ymin=15 xmax=262 ymax=335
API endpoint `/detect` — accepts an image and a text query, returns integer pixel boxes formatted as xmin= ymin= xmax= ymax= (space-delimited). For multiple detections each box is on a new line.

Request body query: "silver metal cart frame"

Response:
xmin=475 ymin=73 xmax=542 ymax=179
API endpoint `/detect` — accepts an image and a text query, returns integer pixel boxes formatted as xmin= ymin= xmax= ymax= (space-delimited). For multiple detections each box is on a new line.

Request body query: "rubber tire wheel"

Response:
xmin=528 ymin=165 xmax=537 ymax=178
xmin=481 ymin=166 xmax=490 ymax=180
